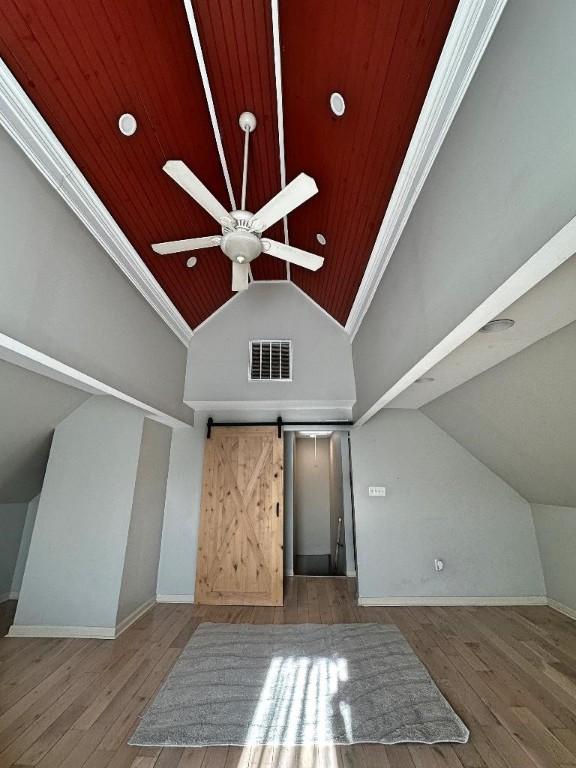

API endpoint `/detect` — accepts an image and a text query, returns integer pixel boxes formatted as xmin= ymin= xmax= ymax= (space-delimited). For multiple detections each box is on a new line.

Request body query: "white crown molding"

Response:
xmin=0 ymin=58 xmax=193 ymax=346
xmin=358 ymin=595 xmax=546 ymax=607
xmin=0 ymin=330 xmax=193 ymax=429
xmin=345 ymin=0 xmax=508 ymax=339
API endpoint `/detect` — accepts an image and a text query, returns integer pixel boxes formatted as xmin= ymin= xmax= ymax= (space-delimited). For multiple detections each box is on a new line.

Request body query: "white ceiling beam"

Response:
xmin=182 ymin=0 xmax=237 ymax=212
xmin=0 ymin=331 xmax=192 ymax=429
xmin=355 ymin=213 xmax=576 ymax=426
xmin=346 ymin=0 xmax=508 ymax=338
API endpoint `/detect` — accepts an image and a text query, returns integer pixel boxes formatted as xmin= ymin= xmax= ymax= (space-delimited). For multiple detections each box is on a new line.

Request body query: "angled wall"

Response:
xmin=185 ymin=283 xmax=355 ymax=418
xmin=353 ymin=0 xmax=576 ymax=420
xmin=0 ymin=127 xmax=191 ymax=424
xmin=532 ymin=505 xmax=576 ymax=616
xmin=351 ymin=409 xmax=545 ymax=603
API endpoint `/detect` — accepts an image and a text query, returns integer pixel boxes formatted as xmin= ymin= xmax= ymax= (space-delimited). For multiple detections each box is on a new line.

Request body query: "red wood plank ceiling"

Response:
xmin=0 ymin=0 xmax=458 ymax=330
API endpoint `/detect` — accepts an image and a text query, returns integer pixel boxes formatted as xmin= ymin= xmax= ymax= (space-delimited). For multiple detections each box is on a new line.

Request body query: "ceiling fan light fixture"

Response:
xmin=118 ymin=113 xmax=137 ymax=136
xmin=330 ymin=92 xmax=346 ymax=117
xmin=479 ymin=318 xmax=515 ymax=333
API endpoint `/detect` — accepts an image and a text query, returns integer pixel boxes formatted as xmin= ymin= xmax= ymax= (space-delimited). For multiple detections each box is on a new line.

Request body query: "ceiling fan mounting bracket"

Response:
xmin=239 ymin=111 xmax=257 ymax=133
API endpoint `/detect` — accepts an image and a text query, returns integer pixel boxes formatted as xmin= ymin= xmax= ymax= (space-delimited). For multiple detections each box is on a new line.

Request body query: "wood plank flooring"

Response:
xmin=1 ymin=578 xmax=576 ymax=767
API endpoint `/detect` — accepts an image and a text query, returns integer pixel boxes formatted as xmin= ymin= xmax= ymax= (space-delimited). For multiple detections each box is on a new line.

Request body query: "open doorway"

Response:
xmin=285 ymin=431 xmax=356 ymax=577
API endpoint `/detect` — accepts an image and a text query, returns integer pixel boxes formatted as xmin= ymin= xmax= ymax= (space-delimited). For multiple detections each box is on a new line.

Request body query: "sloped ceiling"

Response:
xmin=0 ymin=0 xmax=457 ymax=329
xmin=0 ymin=360 xmax=89 ymax=503
xmin=423 ymin=321 xmax=576 ymax=507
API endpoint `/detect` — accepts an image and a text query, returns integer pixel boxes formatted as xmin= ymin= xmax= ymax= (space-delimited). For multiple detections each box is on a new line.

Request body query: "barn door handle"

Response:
xmin=276 ymin=502 xmax=280 ymax=517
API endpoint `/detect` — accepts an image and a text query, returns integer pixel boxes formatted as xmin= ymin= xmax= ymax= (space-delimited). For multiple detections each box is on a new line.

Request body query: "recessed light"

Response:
xmin=186 ymin=256 xmax=197 ymax=268
xmin=118 ymin=113 xmax=137 ymax=136
xmin=415 ymin=377 xmax=435 ymax=383
xmin=316 ymin=233 xmax=327 ymax=246
xmin=330 ymin=92 xmax=346 ymax=117
xmin=479 ymin=318 xmax=515 ymax=333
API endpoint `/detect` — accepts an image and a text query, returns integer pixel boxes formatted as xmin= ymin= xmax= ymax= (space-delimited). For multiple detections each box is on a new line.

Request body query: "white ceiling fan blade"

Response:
xmin=250 ymin=173 xmax=318 ymax=232
xmin=232 ymin=262 xmax=250 ymax=292
xmin=151 ymin=236 xmax=221 ymax=255
xmin=163 ymin=160 xmax=232 ymax=226
xmin=262 ymin=239 xmax=324 ymax=271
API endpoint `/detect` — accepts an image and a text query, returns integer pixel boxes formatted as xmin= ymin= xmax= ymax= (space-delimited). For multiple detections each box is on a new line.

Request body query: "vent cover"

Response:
xmin=249 ymin=340 xmax=292 ymax=381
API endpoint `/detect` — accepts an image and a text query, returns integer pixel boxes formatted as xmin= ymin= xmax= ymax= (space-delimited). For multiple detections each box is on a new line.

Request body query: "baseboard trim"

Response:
xmin=115 ymin=597 xmax=156 ymax=638
xmin=358 ymin=595 xmax=548 ymax=607
xmin=156 ymin=594 xmax=195 ymax=604
xmin=0 ymin=591 xmax=19 ymax=603
xmin=548 ymin=598 xmax=576 ymax=621
xmin=8 ymin=597 xmax=156 ymax=639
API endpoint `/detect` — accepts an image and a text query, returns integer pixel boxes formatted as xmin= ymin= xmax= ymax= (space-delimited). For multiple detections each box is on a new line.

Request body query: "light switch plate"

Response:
xmin=368 ymin=486 xmax=386 ymax=497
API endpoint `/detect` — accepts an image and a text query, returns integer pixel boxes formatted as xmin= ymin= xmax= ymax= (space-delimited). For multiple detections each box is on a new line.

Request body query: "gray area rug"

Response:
xmin=130 ymin=623 xmax=469 ymax=747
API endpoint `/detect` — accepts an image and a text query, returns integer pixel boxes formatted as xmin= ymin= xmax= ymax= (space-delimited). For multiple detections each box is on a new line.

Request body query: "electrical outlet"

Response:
xmin=368 ymin=486 xmax=386 ymax=497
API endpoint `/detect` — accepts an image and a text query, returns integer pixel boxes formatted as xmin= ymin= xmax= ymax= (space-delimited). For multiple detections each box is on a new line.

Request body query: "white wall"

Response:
xmin=117 ymin=419 xmax=171 ymax=623
xmin=0 ymin=127 xmax=191 ymax=424
xmin=13 ymin=397 xmax=144 ymax=631
xmin=293 ymin=438 xmax=331 ymax=556
xmin=423 ymin=321 xmax=576 ymax=507
xmin=0 ymin=503 xmax=27 ymax=600
xmin=156 ymin=416 xmax=207 ymax=601
xmin=532 ymin=505 xmax=576 ymax=614
xmin=10 ymin=494 xmax=40 ymax=596
xmin=351 ymin=409 xmax=545 ymax=602
xmin=185 ymin=283 xmax=355 ymax=417
xmin=353 ymin=0 xmax=576 ymax=419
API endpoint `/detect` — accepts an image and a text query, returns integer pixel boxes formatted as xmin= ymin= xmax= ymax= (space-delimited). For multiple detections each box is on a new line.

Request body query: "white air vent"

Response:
xmin=249 ymin=340 xmax=292 ymax=381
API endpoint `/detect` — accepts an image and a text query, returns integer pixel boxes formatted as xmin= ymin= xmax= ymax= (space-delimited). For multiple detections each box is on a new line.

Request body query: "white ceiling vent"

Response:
xmin=249 ymin=340 xmax=292 ymax=381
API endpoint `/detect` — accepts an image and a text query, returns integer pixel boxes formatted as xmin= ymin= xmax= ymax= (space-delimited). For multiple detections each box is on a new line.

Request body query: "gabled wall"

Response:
xmin=352 ymin=0 xmax=576 ymax=420
xmin=185 ymin=283 xmax=355 ymax=418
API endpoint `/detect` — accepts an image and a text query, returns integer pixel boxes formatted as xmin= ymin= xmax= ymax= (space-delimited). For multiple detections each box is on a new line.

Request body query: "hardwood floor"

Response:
xmin=1 ymin=577 xmax=576 ymax=767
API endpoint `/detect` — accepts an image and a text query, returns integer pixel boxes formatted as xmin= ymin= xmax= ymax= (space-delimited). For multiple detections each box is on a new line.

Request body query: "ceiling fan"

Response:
xmin=151 ymin=112 xmax=324 ymax=292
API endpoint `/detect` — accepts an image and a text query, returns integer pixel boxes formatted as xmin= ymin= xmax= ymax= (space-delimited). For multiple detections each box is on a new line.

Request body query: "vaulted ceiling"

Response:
xmin=0 ymin=0 xmax=458 ymax=330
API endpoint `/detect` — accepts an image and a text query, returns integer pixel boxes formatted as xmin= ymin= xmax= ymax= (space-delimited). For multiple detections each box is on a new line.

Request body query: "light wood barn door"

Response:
xmin=195 ymin=427 xmax=284 ymax=606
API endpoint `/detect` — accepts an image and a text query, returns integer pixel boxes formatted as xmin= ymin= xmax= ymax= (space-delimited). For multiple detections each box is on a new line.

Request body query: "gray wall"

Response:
xmin=117 ymin=419 xmax=171 ymax=623
xmin=353 ymin=0 xmax=576 ymax=419
xmin=0 ymin=503 xmax=27 ymax=599
xmin=423 ymin=321 xmax=576 ymax=507
xmin=532 ymin=505 xmax=576 ymax=613
xmin=0 ymin=127 xmax=191 ymax=424
xmin=156 ymin=416 xmax=207 ymax=600
xmin=185 ymin=283 xmax=355 ymax=414
xmin=10 ymin=494 xmax=40 ymax=596
xmin=0 ymin=360 xmax=89 ymax=502
xmin=14 ymin=397 xmax=144 ymax=630
xmin=293 ymin=438 xmax=331 ymax=556
xmin=351 ymin=409 xmax=545 ymax=601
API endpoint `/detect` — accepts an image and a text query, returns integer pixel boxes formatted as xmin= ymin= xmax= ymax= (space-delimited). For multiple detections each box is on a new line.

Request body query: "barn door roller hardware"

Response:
xmin=206 ymin=416 xmax=352 ymax=439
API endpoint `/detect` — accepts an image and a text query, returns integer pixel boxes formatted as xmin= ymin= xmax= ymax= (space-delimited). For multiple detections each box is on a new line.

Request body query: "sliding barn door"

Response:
xmin=195 ymin=427 xmax=284 ymax=606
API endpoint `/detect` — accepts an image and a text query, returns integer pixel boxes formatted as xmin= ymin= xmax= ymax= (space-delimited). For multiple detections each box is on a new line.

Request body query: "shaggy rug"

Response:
xmin=129 ymin=622 xmax=469 ymax=747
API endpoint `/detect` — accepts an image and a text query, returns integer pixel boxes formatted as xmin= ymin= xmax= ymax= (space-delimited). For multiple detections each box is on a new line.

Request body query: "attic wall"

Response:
xmin=423 ymin=321 xmax=576 ymax=507
xmin=352 ymin=0 xmax=576 ymax=420
xmin=0 ymin=127 xmax=191 ymax=424
xmin=185 ymin=283 xmax=355 ymax=417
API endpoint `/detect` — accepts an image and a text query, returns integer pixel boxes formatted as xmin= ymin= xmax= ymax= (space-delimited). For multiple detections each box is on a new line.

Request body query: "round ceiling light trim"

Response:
xmin=118 ymin=113 xmax=137 ymax=136
xmin=186 ymin=256 xmax=197 ymax=268
xmin=316 ymin=233 xmax=327 ymax=246
xmin=330 ymin=92 xmax=346 ymax=117
xmin=479 ymin=318 xmax=515 ymax=333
